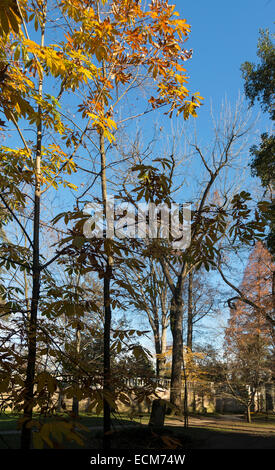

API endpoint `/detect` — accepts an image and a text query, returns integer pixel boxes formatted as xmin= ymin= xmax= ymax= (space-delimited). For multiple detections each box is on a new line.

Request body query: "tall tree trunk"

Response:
xmin=20 ymin=6 xmax=46 ymax=449
xmin=159 ymin=317 xmax=168 ymax=377
xmin=246 ymin=404 xmax=251 ymax=423
xmin=99 ymin=99 xmax=113 ymax=449
xmin=246 ymin=388 xmax=256 ymax=423
xmin=21 ymin=211 xmax=40 ymax=449
xmin=170 ymin=293 xmax=183 ymax=411
xmin=160 ymin=260 xmax=186 ymax=412
xmin=154 ymin=328 xmax=161 ymax=378
xmin=272 ymin=270 xmax=275 ymax=336
xmin=72 ymin=326 xmax=81 ymax=416
xmin=149 ymin=306 xmax=161 ymax=377
xmin=159 ymin=284 xmax=168 ymax=377
xmin=184 ymin=271 xmax=193 ymax=424
xmin=24 ymin=234 xmax=30 ymax=319
xmin=103 ymin=263 xmax=112 ymax=450
xmin=182 ymin=359 xmax=189 ymax=427
xmin=187 ymin=271 xmax=193 ymax=351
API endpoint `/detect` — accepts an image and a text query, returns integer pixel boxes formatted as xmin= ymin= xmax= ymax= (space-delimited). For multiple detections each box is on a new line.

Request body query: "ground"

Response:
xmin=0 ymin=412 xmax=274 ymax=449
xmin=165 ymin=414 xmax=275 ymax=449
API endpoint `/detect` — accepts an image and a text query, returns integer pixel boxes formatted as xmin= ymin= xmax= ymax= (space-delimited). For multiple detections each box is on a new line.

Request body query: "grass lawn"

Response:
xmin=250 ymin=412 xmax=275 ymax=424
xmin=0 ymin=411 xmax=140 ymax=431
xmin=1 ymin=411 xmax=274 ymax=449
xmin=0 ymin=411 xmax=142 ymax=449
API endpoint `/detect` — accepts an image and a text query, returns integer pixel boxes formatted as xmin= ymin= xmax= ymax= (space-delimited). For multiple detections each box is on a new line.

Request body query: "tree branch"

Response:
xmin=216 ymin=264 xmax=275 ymax=328
xmin=0 ymin=194 xmax=33 ymax=248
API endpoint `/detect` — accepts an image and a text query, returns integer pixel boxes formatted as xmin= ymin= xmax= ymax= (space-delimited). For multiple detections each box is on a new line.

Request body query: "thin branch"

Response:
xmin=40 ymin=248 xmax=67 ymax=271
xmin=0 ymin=194 xmax=33 ymax=248
xmin=159 ymin=258 xmax=175 ymax=296
xmin=192 ymin=144 xmax=212 ymax=175
xmin=9 ymin=112 xmax=33 ymax=162
xmin=216 ymin=264 xmax=275 ymax=328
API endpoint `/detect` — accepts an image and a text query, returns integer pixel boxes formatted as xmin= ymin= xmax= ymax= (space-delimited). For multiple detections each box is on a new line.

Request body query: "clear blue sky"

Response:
xmin=176 ymin=0 xmax=274 ymax=121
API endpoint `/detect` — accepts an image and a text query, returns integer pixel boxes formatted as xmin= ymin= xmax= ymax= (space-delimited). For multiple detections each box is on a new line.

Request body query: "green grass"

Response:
xmin=0 ymin=411 xmax=138 ymax=431
xmin=0 ymin=412 xmax=22 ymax=431
xmin=250 ymin=412 xmax=275 ymax=423
xmin=1 ymin=411 xmax=274 ymax=450
xmin=1 ymin=410 xmax=274 ymax=431
xmin=0 ymin=411 xmax=142 ymax=449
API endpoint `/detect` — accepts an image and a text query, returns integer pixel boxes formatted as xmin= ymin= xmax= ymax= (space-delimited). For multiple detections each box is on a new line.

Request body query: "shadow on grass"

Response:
xmin=0 ymin=414 xmax=142 ymax=449
xmin=1 ymin=414 xmax=275 ymax=450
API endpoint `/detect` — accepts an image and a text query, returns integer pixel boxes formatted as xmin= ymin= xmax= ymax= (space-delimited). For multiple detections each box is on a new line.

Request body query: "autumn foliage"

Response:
xmin=226 ymin=242 xmax=274 ymax=344
xmin=225 ymin=242 xmax=274 ymax=405
xmin=0 ymin=0 xmax=273 ymax=451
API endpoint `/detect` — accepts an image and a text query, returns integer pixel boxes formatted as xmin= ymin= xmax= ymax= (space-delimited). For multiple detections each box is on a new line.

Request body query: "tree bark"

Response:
xmin=159 ymin=319 xmax=167 ymax=377
xmin=21 ymin=230 xmax=40 ymax=449
xmin=154 ymin=327 xmax=161 ymax=378
xmin=99 ymin=91 xmax=113 ymax=449
xmin=103 ymin=263 xmax=112 ymax=450
xmin=20 ymin=5 xmax=46 ymax=449
xmin=182 ymin=359 xmax=189 ymax=427
xmin=72 ymin=326 xmax=81 ymax=416
xmin=187 ymin=271 xmax=193 ymax=351
xmin=169 ymin=293 xmax=184 ymax=411
xmin=159 ymin=282 xmax=169 ymax=377
xmin=272 ymin=270 xmax=275 ymax=332
xmin=246 ymin=405 xmax=251 ymax=423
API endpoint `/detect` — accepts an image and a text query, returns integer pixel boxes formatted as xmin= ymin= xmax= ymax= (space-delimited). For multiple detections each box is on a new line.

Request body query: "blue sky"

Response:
xmin=176 ymin=0 xmax=274 ymax=124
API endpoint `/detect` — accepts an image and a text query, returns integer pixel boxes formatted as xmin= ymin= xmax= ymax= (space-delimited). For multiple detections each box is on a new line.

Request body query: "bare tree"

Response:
xmin=149 ymin=99 xmax=263 ymax=410
xmin=120 ymin=259 xmax=170 ymax=377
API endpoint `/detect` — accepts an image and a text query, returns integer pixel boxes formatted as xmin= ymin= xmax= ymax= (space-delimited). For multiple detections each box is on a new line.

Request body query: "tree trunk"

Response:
xmin=272 ymin=270 xmax=275 ymax=311
xmin=154 ymin=329 xmax=161 ymax=378
xmin=187 ymin=271 xmax=193 ymax=351
xmin=272 ymin=270 xmax=275 ymax=338
xmin=21 ymin=244 xmax=40 ymax=449
xmin=170 ymin=294 xmax=183 ymax=411
xmin=159 ymin=287 xmax=168 ymax=377
xmin=246 ymin=405 xmax=251 ymax=423
xmin=182 ymin=358 xmax=189 ymax=427
xmin=72 ymin=326 xmax=81 ymax=416
xmin=184 ymin=271 xmax=193 ymax=423
xmin=20 ymin=5 xmax=46 ymax=449
xmin=192 ymin=389 xmax=196 ymax=412
xmin=159 ymin=318 xmax=167 ymax=377
xmin=99 ymin=89 xmax=113 ymax=449
xmin=103 ymin=264 xmax=112 ymax=450
xmin=150 ymin=307 xmax=162 ymax=378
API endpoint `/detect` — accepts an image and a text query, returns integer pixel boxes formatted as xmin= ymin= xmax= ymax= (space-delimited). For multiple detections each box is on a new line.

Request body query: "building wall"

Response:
xmin=1 ymin=381 xmax=274 ymax=415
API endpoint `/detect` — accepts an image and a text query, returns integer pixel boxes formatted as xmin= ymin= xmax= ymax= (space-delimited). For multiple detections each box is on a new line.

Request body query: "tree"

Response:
xmin=241 ymin=29 xmax=275 ymax=256
xmin=224 ymin=242 xmax=274 ymax=422
xmin=185 ymin=268 xmax=218 ymax=351
xmin=132 ymin=101 xmax=268 ymax=412
xmin=51 ymin=0 xmax=202 ymax=448
xmin=119 ymin=258 xmax=170 ymax=377
xmin=1 ymin=1 xmax=67 ymax=449
xmin=0 ymin=0 xmax=105 ymax=449
xmin=241 ymin=29 xmax=274 ymax=120
xmin=0 ymin=0 xmax=203 ymax=449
